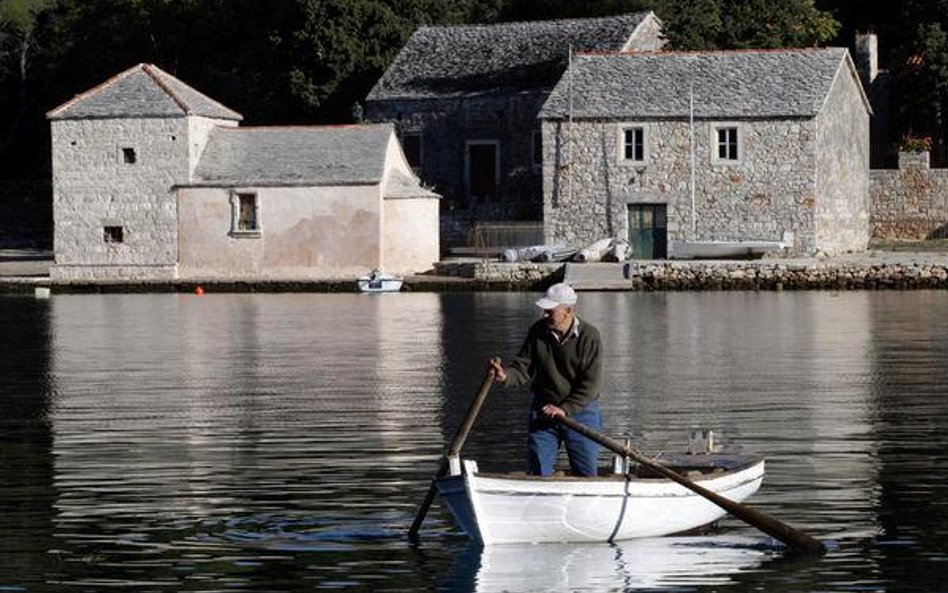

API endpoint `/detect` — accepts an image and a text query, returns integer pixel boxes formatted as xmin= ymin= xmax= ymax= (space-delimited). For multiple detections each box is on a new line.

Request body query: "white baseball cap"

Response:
xmin=535 ymin=282 xmax=577 ymax=309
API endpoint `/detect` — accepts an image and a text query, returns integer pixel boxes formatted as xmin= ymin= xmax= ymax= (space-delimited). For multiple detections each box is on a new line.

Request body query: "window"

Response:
xmin=532 ymin=130 xmax=542 ymax=168
xmin=122 ymin=147 xmax=137 ymax=164
xmin=103 ymin=226 xmax=124 ymax=243
xmin=401 ymin=133 xmax=422 ymax=171
xmin=622 ymin=127 xmax=646 ymax=162
xmin=715 ymin=126 xmax=740 ymax=161
xmin=465 ymin=140 xmax=499 ymax=205
xmin=237 ymin=193 xmax=257 ymax=231
xmin=230 ymin=191 xmax=261 ymax=237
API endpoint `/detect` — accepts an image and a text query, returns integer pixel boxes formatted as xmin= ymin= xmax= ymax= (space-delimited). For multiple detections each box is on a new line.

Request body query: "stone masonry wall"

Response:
xmin=367 ymin=93 xmax=546 ymax=249
xmin=870 ymin=151 xmax=948 ymax=239
xmin=542 ymin=117 xmax=819 ymax=254
xmin=814 ymin=64 xmax=871 ymax=254
xmin=51 ymin=117 xmax=191 ymax=280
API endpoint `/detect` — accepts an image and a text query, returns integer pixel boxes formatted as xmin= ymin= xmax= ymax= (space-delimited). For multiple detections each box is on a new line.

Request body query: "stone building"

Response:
xmin=365 ymin=12 xmax=664 ymax=247
xmin=871 ymin=150 xmax=948 ymax=239
xmin=539 ymin=48 xmax=872 ymax=257
xmin=48 ymin=63 xmax=439 ymax=280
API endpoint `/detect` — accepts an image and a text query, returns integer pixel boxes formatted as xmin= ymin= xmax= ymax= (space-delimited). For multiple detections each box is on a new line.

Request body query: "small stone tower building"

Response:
xmin=47 ymin=63 xmax=242 ymax=280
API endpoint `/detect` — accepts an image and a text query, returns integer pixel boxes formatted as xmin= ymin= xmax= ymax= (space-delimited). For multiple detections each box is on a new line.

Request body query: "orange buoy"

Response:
xmin=195 ymin=286 xmax=204 ymax=295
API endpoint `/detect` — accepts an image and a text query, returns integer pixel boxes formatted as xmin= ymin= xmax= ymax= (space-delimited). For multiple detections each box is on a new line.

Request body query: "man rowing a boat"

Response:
xmin=488 ymin=282 xmax=603 ymax=477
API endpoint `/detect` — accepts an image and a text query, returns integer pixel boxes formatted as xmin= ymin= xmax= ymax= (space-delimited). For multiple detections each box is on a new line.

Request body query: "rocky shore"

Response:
xmin=622 ymin=256 xmax=948 ymax=290
xmin=1 ymin=249 xmax=947 ymax=293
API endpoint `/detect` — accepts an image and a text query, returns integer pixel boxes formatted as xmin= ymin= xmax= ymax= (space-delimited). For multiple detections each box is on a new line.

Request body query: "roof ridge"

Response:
xmin=143 ymin=63 xmax=243 ymax=120
xmin=576 ymin=46 xmax=844 ymax=58
xmin=417 ymin=11 xmax=650 ymax=33
xmin=47 ymin=62 xmax=146 ymax=119
xmin=226 ymin=123 xmax=392 ymax=132
xmin=142 ymin=64 xmax=190 ymax=115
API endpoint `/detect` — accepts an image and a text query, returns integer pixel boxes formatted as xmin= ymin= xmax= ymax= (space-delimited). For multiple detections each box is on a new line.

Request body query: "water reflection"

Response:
xmin=443 ymin=536 xmax=774 ymax=592
xmin=0 ymin=291 xmax=944 ymax=591
xmin=0 ymin=296 xmax=56 ymax=582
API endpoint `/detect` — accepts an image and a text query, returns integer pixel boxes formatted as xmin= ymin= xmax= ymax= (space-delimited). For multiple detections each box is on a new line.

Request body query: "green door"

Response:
xmin=628 ymin=204 xmax=667 ymax=259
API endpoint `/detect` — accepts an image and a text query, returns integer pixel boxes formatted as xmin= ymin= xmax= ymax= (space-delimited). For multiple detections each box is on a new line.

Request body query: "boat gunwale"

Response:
xmin=465 ymin=454 xmax=765 ymax=485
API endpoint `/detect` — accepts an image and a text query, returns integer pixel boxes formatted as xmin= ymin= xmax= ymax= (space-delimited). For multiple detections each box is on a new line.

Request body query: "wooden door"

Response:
xmin=628 ymin=204 xmax=667 ymax=259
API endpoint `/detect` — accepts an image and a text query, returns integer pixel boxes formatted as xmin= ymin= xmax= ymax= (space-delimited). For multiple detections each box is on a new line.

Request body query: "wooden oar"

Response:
xmin=408 ymin=369 xmax=495 ymax=541
xmin=556 ymin=414 xmax=826 ymax=556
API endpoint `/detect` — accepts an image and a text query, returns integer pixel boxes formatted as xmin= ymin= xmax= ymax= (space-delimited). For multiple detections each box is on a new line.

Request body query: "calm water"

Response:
xmin=1 ymin=290 xmax=946 ymax=592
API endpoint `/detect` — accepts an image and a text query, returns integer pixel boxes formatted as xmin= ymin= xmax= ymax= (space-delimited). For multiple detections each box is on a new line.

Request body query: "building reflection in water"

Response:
xmin=0 ymin=296 xmax=55 ymax=581
xmin=868 ymin=291 xmax=948 ymax=591
xmin=45 ymin=293 xmax=450 ymax=541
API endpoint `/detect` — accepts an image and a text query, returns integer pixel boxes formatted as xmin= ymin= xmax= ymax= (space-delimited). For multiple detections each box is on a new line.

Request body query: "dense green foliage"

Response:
xmin=0 ymin=0 xmax=936 ymax=178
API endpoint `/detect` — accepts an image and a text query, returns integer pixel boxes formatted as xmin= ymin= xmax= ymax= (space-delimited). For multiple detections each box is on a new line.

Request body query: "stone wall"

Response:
xmin=431 ymin=258 xmax=948 ymax=290
xmin=542 ymin=117 xmax=820 ymax=254
xmin=432 ymin=260 xmax=561 ymax=285
xmin=367 ymin=92 xmax=546 ymax=248
xmin=624 ymin=258 xmax=948 ymax=289
xmin=50 ymin=117 xmax=192 ymax=280
xmin=870 ymin=151 xmax=948 ymax=239
xmin=814 ymin=61 xmax=871 ymax=253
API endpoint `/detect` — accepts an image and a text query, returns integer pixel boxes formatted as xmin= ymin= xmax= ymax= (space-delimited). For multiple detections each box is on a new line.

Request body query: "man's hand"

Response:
xmin=488 ymin=357 xmax=507 ymax=383
xmin=541 ymin=404 xmax=566 ymax=419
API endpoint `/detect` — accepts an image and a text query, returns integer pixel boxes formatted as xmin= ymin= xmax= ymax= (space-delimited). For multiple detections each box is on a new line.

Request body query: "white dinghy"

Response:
xmin=409 ymin=372 xmax=824 ymax=555
xmin=356 ymin=269 xmax=403 ymax=293
xmin=435 ymin=453 xmax=764 ymax=544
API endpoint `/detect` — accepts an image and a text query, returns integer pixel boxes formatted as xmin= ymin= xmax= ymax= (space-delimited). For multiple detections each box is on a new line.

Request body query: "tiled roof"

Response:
xmin=539 ymin=48 xmax=854 ymax=120
xmin=48 ymin=63 xmax=242 ymax=121
xmin=366 ymin=12 xmax=654 ymax=100
xmin=193 ymin=124 xmax=397 ymax=186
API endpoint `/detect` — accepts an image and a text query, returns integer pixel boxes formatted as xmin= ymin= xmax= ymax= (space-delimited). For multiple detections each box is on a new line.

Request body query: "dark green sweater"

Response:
xmin=503 ymin=316 xmax=602 ymax=416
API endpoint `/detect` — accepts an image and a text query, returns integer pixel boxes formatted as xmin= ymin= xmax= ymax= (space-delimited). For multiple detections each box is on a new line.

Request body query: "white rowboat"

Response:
xmin=435 ymin=453 xmax=764 ymax=544
xmin=356 ymin=270 xmax=403 ymax=293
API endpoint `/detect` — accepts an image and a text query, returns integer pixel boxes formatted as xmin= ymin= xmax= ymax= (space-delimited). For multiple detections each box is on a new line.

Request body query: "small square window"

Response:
xmin=122 ymin=147 xmax=137 ymax=164
xmin=716 ymin=127 xmax=739 ymax=161
xmin=623 ymin=127 xmax=645 ymax=162
xmin=103 ymin=226 xmax=124 ymax=243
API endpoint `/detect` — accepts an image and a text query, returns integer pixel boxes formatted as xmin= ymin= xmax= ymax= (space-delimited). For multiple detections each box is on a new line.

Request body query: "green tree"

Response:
xmin=654 ymin=0 xmax=837 ymax=50
xmin=895 ymin=22 xmax=948 ymax=140
xmin=0 ymin=0 xmax=52 ymax=80
xmin=0 ymin=0 xmax=54 ymax=173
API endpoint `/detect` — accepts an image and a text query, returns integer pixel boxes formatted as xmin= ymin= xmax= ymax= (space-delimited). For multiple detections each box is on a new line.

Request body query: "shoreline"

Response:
xmin=2 ymin=250 xmax=947 ymax=294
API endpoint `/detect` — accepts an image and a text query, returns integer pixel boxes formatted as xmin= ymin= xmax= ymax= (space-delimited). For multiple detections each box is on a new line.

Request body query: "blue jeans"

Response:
xmin=528 ymin=398 xmax=602 ymax=477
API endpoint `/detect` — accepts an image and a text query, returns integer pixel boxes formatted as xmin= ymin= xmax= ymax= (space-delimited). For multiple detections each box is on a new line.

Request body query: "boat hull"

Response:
xmin=356 ymin=276 xmax=403 ymax=292
xmin=435 ymin=456 xmax=764 ymax=544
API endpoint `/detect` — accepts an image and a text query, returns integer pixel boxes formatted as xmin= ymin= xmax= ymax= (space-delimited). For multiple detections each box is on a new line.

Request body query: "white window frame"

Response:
xmin=711 ymin=123 xmax=742 ymax=164
xmin=619 ymin=125 xmax=648 ymax=164
xmin=229 ymin=190 xmax=262 ymax=238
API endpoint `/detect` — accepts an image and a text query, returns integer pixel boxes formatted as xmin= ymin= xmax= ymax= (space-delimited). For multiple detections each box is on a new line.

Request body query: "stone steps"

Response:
xmin=563 ymin=262 xmax=632 ymax=290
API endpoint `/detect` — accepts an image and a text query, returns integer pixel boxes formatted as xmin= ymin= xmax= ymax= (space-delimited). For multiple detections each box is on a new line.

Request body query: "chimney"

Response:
xmin=855 ymin=33 xmax=879 ymax=88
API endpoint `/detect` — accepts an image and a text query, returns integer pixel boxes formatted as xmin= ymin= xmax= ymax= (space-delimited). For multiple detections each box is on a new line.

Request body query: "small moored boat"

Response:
xmin=356 ymin=270 xmax=403 ymax=293
xmin=435 ymin=452 xmax=764 ymax=544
